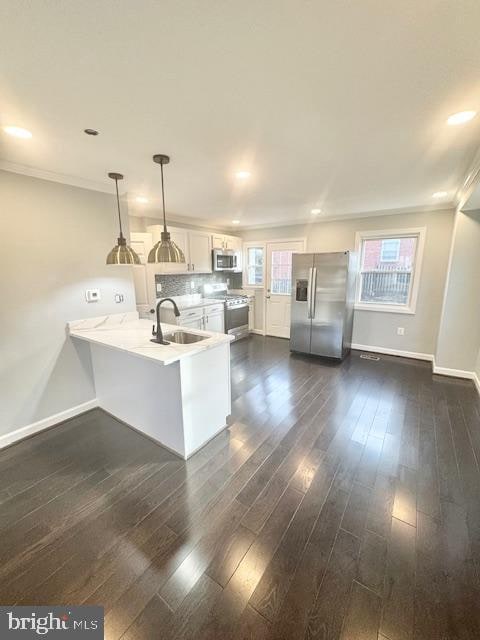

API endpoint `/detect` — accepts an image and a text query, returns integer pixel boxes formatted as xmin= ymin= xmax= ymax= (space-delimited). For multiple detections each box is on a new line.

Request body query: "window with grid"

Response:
xmin=270 ymin=250 xmax=294 ymax=295
xmin=246 ymin=247 xmax=264 ymax=286
xmin=380 ymin=238 xmax=400 ymax=262
xmin=358 ymin=234 xmax=419 ymax=307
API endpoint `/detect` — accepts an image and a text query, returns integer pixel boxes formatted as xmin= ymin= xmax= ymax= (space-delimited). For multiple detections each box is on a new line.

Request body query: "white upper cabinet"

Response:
xmin=130 ymin=232 xmax=155 ymax=306
xmin=211 ymin=233 xmax=243 ymax=271
xmin=188 ymin=231 xmax=212 ymax=273
xmin=147 ymin=225 xmax=189 ymax=273
xmin=212 ymin=233 xmax=241 ymax=250
xmin=212 ymin=234 xmax=225 ymax=250
xmin=224 ymin=235 xmax=241 ymax=252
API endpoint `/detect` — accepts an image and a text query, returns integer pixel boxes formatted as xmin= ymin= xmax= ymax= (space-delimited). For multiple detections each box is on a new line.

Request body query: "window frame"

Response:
xmin=354 ymin=227 xmax=426 ymax=315
xmin=243 ymin=242 xmax=266 ymax=289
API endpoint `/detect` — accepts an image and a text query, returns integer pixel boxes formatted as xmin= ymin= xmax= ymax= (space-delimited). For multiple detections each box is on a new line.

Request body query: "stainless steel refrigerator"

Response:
xmin=290 ymin=251 xmax=357 ymax=359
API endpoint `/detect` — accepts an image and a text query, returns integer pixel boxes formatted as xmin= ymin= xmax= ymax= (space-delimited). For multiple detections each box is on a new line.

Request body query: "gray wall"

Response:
xmin=0 ymin=170 xmax=136 ymax=437
xmin=435 ymin=209 xmax=480 ymax=371
xmin=240 ymin=210 xmax=454 ymax=355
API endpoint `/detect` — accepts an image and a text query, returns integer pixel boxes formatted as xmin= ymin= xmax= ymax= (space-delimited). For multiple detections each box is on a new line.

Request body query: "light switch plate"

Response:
xmin=397 ymin=327 xmax=405 ymax=336
xmin=85 ymin=289 xmax=100 ymax=303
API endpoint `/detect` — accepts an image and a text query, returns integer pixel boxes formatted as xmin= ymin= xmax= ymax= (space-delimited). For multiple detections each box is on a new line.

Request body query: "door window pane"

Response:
xmin=271 ymin=250 xmax=294 ymax=294
xmin=246 ymin=247 xmax=264 ymax=285
xmin=359 ymin=235 xmax=418 ymax=305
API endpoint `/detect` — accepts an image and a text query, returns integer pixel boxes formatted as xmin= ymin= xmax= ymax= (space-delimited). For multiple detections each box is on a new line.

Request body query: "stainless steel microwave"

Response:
xmin=212 ymin=249 xmax=238 ymax=271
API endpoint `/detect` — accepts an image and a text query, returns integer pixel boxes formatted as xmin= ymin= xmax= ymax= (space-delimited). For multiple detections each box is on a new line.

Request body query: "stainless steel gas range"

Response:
xmin=203 ymin=283 xmax=249 ymax=341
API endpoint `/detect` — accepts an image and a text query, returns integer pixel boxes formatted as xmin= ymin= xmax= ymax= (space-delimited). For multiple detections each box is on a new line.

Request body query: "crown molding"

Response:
xmin=455 ymin=143 xmax=480 ymax=211
xmin=236 ymin=203 xmax=455 ymax=230
xmin=0 ymin=160 xmax=117 ymax=194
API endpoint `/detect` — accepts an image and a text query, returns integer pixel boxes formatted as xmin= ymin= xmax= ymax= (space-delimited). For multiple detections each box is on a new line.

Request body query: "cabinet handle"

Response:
xmin=192 ymin=263 xmax=195 ymax=271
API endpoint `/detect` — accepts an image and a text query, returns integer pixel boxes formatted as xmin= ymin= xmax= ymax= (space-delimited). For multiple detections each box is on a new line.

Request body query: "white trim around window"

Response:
xmin=354 ymin=227 xmax=426 ymax=314
xmin=243 ymin=241 xmax=266 ymax=289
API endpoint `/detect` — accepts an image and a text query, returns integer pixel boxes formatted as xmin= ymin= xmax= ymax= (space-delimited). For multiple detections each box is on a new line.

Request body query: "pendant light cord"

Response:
xmin=161 ymin=161 xmax=167 ymax=233
xmin=114 ymin=177 xmax=124 ymax=239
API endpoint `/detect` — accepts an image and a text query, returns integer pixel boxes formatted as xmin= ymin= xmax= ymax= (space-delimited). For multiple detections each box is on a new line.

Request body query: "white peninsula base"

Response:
xmin=69 ymin=313 xmax=232 ymax=459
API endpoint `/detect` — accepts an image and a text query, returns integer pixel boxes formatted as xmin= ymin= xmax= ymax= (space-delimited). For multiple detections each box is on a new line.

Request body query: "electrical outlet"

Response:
xmin=156 ymin=283 xmax=162 ymax=293
xmin=227 ymin=278 xmax=230 ymax=286
xmin=397 ymin=327 xmax=405 ymax=336
xmin=85 ymin=289 xmax=100 ymax=303
xmin=190 ymin=281 xmax=195 ymax=290
xmin=114 ymin=293 xmax=124 ymax=303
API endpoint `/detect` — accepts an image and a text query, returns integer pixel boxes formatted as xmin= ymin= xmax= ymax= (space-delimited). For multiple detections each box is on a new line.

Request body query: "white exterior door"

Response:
xmin=188 ymin=231 xmax=212 ymax=273
xmin=265 ymin=240 xmax=305 ymax=338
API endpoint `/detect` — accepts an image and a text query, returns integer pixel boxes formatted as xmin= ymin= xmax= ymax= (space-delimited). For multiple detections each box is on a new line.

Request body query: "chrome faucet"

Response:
xmin=151 ymin=298 xmax=180 ymax=345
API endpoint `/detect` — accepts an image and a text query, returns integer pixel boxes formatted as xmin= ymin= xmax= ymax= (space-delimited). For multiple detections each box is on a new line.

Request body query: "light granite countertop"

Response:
xmin=68 ymin=311 xmax=233 ymax=366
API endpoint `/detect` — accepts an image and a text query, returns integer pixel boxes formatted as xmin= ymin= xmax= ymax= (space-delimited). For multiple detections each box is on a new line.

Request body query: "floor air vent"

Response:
xmin=360 ymin=353 xmax=380 ymax=361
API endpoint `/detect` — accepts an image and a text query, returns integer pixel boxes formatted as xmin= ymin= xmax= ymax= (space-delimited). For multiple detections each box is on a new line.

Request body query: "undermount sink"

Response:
xmin=163 ymin=331 xmax=208 ymax=344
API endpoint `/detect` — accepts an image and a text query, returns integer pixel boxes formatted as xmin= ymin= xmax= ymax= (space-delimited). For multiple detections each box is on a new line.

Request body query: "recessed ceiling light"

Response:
xmin=235 ymin=170 xmax=251 ymax=180
xmin=447 ymin=111 xmax=477 ymax=126
xmin=135 ymin=196 xmax=149 ymax=204
xmin=232 ymin=220 xmax=240 ymax=225
xmin=311 ymin=208 xmax=322 ymax=215
xmin=84 ymin=128 xmax=99 ymax=136
xmin=3 ymin=125 xmax=32 ymax=139
xmin=432 ymin=191 xmax=448 ymax=198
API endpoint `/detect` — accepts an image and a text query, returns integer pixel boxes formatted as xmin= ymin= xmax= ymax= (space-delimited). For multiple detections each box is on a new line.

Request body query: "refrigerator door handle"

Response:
xmin=307 ymin=267 xmax=314 ymax=319
xmin=310 ymin=267 xmax=317 ymax=318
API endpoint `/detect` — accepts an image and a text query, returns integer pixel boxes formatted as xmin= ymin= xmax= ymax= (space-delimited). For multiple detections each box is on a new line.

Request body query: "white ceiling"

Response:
xmin=1 ymin=0 xmax=480 ymax=229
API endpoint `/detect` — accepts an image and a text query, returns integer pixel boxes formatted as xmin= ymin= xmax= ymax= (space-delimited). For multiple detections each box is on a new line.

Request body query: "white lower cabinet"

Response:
xmin=181 ymin=317 xmax=204 ymax=330
xmin=204 ymin=304 xmax=225 ymax=333
xmin=160 ymin=304 xmax=225 ymax=333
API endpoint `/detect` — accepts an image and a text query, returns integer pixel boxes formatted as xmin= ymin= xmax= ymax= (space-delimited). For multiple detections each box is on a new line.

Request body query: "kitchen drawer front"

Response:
xmin=205 ymin=303 xmax=224 ymax=315
xmin=179 ymin=308 xmax=204 ymax=322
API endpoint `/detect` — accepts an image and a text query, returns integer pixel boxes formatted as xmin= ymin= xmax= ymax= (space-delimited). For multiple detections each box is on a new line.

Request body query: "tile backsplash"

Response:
xmin=155 ymin=272 xmax=243 ymax=297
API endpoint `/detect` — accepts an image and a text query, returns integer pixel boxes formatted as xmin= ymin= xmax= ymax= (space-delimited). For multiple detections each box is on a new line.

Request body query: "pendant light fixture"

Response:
xmin=106 ymin=172 xmax=141 ymax=265
xmin=147 ymin=154 xmax=186 ymax=264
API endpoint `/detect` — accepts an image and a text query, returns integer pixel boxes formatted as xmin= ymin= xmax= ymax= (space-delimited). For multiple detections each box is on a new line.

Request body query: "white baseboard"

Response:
xmin=0 ymin=399 xmax=99 ymax=450
xmin=431 ymin=356 xmax=477 ymax=380
xmin=473 ymin=373 xmax=480 ymax=396
xmin=351 ymin=343 xmax=434 ymax=362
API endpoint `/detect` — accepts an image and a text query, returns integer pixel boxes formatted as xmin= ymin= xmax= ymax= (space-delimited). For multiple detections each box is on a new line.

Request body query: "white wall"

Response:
xmin=0 ymin=170 xmax=136 ymax=438
xmin=240 ymin=210 xmax=454 ymax=356
xmin=435 ymin=209 xmax=480 ymax=372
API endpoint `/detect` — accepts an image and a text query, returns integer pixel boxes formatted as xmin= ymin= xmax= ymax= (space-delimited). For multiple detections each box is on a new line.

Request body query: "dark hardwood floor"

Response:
xmin=1 ymin=335 xmax=480 ymax=639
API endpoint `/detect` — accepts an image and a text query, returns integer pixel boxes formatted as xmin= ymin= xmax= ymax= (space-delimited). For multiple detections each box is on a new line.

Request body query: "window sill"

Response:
xmin=354 ymin=303 xmax=415 ymax=315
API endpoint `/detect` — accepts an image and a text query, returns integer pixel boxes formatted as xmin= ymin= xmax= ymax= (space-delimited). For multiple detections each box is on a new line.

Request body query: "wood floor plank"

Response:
xmin=267 ymin=478 xmax=349 ymax=640
xmin=357 ymin=530 xmax=387 ymax=596
xmin=379 ymin=517 xmax=416 ymax=640
xmin=305 ymin=528 xmax=361 ymax=640
xmin=339 ymin=580 xmax=381 ymax=640
xmin=248 ymin=461 xmax=336 ymax=621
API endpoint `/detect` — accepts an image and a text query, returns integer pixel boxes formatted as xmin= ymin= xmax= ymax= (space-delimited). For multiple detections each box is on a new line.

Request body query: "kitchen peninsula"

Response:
xmin=68 ymin=311 xmax=233 ymax=458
